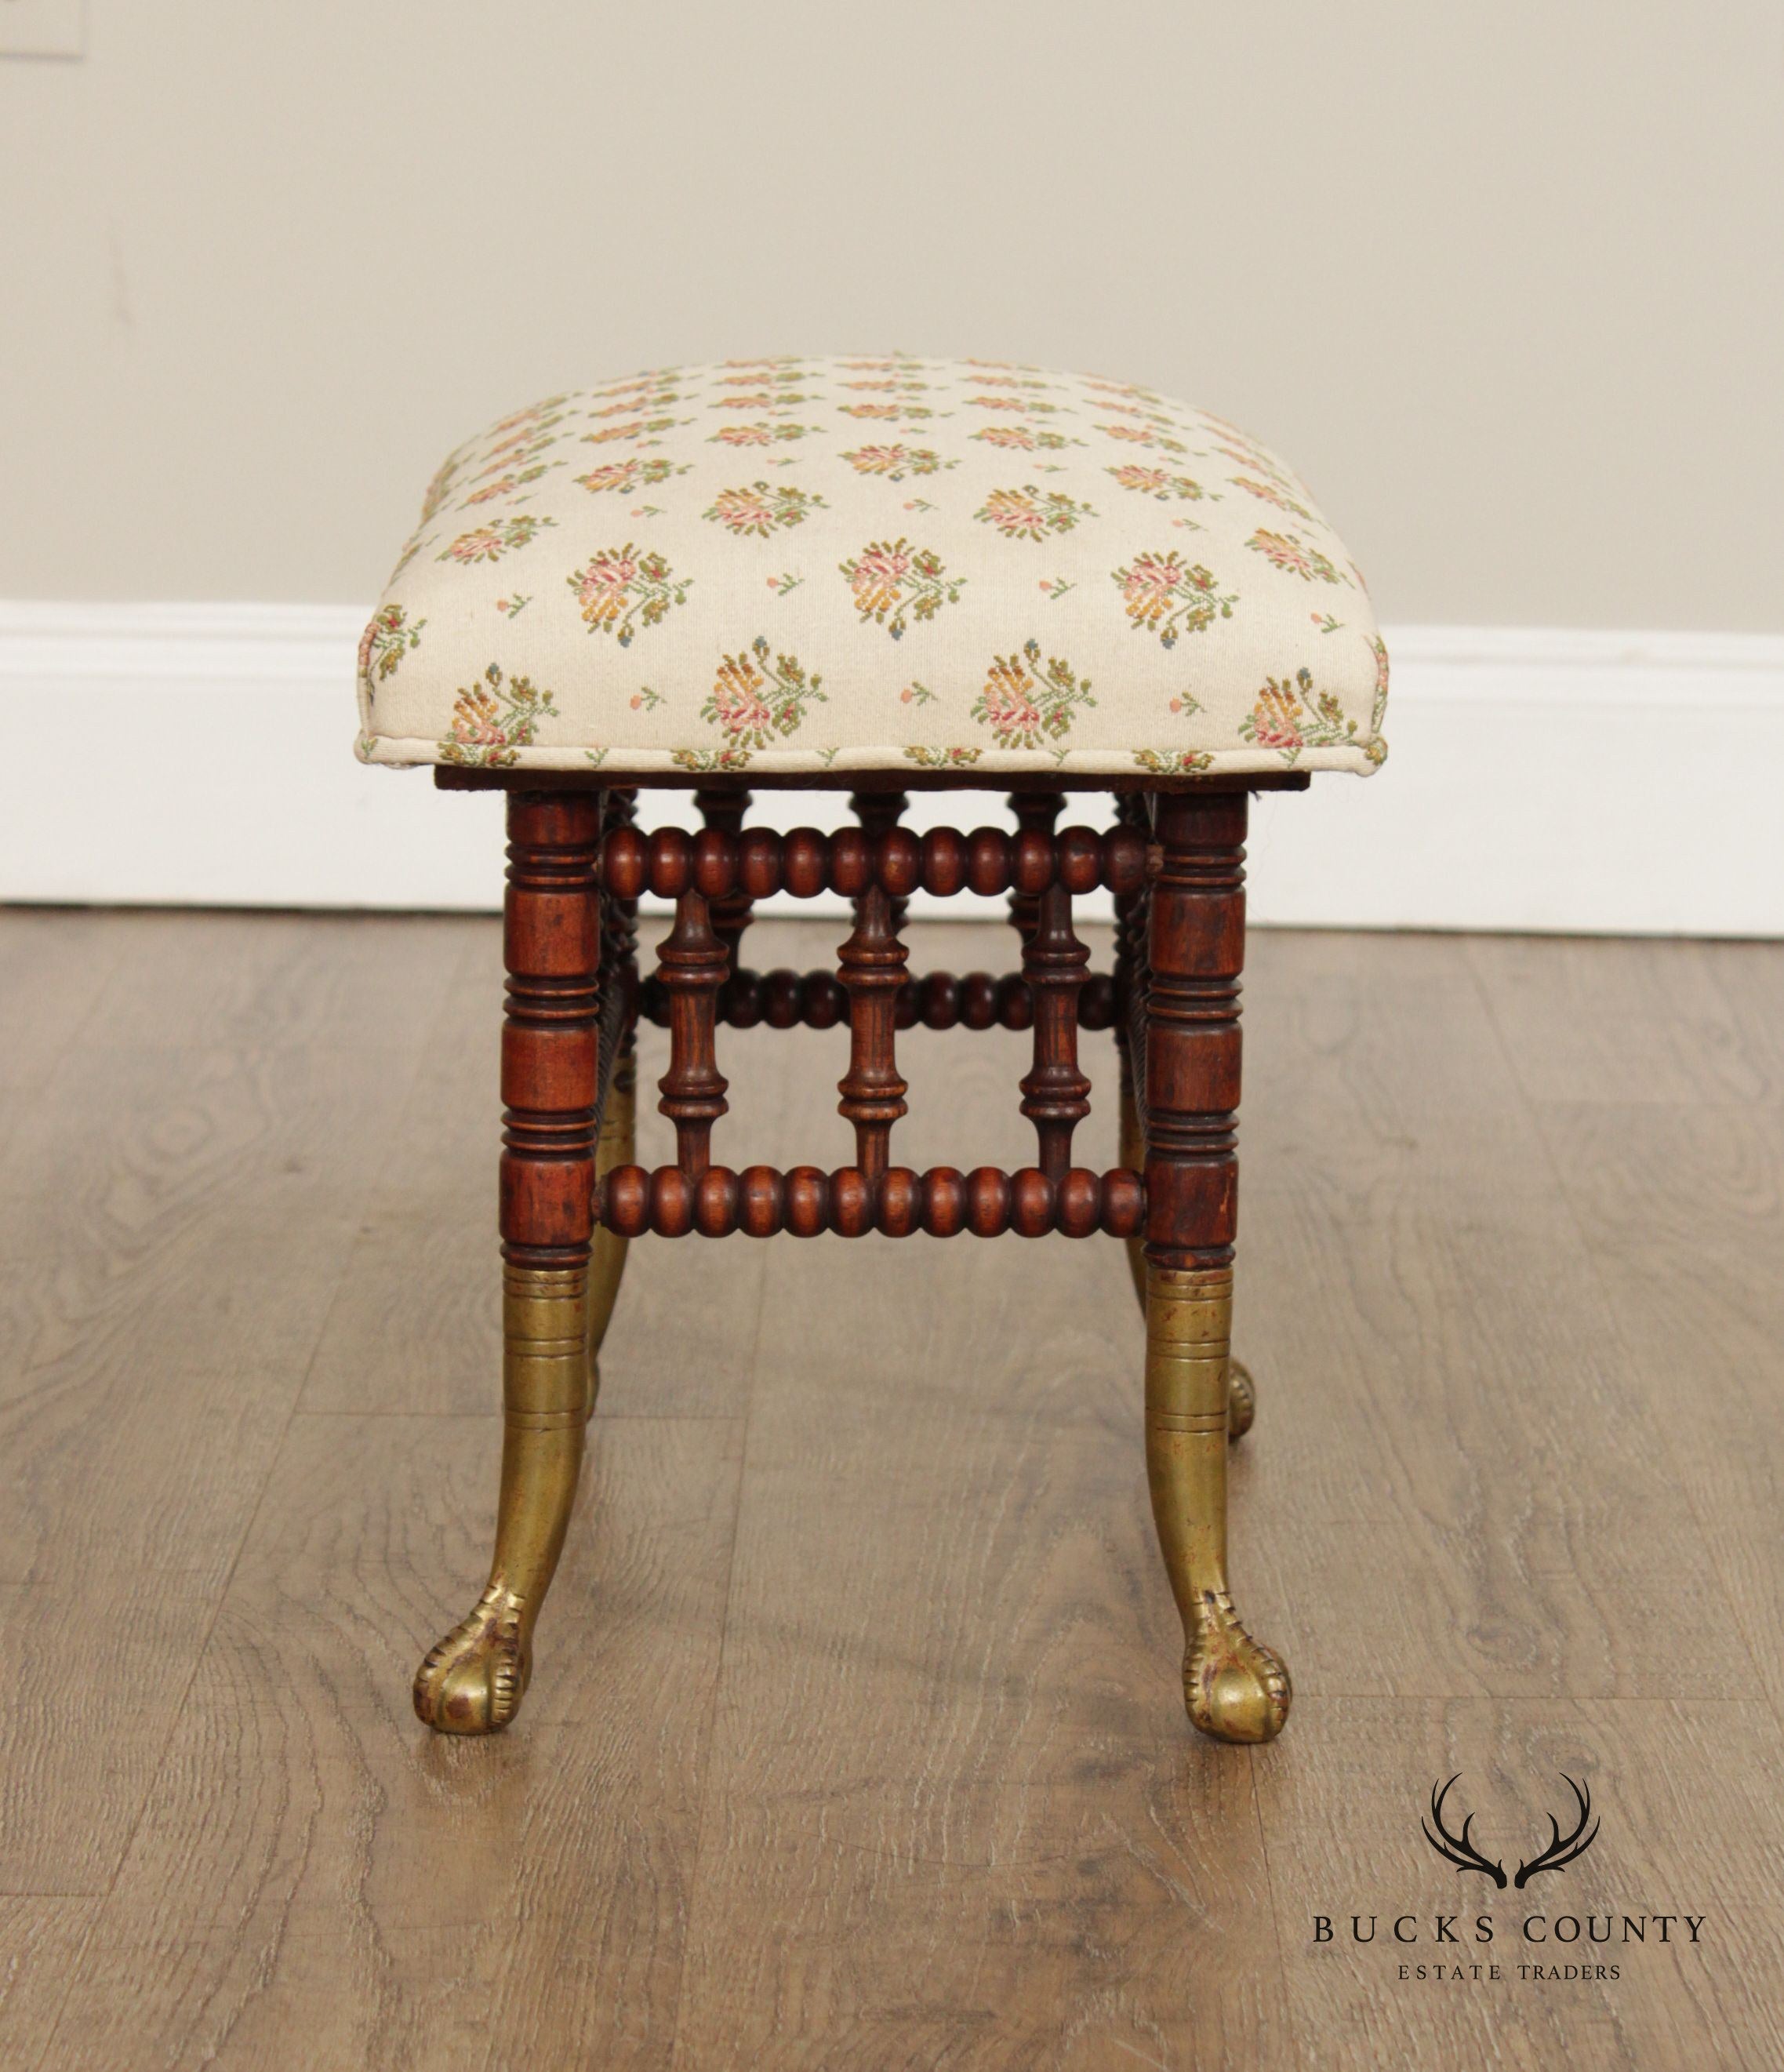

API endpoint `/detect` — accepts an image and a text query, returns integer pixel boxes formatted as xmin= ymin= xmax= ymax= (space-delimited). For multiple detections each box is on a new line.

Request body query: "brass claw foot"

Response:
xmin=1184 ymin=1589 xmax=1292 ymax=1744
xmin=1227 ymin=1359 xmax=1255 ymax=1441
xmin=1145 ymin=1263 xmax=1291 ymax=1746
xmin=414 ymin=1265 xmax=588 ymax=1736
xmin=414 ymin=1581 xmax=529 ymax=1734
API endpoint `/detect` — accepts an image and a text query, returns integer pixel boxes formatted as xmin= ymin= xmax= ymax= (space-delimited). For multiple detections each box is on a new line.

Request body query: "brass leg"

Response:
xmin=1123 ymin=1083 xmax=1255 ymax=1442
xmin=1145 ymin=1263 xmax=1290 ymax=1744
xmin=585 ymin=1054 xmax=635 ymax=1420
xmin=414 ymin=1265 xmax=589 ymax=1733
xmin=415 ymin=785 xmax=604 ymax=1736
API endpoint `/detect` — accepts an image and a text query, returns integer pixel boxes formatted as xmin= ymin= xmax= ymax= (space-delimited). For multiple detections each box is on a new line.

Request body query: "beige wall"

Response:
xmin=3 ymin=2 xmax=1780 ymax=628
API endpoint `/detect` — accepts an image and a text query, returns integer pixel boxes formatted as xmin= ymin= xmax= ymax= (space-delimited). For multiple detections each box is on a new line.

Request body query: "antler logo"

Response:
xmin=1422 ymin=1774 xmax=1601 ymax=1890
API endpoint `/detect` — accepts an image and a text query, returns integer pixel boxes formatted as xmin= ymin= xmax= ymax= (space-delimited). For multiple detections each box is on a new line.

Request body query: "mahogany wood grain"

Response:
xmin=599 ymin=820 xmax=1148 ymax=903
xmin=834 ymin=882 xmax=909 ymax=1180
xmin=639 ymin=965 xmax=1119 ymax=1033
xmin=1006 ymin=787 xmax=1065 ymax=944
xmin=1141 ymin=790 xmax=1246 ymax=1271
xmin=1018 ymin=881 xmax=1092 ymax=1180
xmin=652 ymin=889 xmax=728 ymax=1176
xmin=500 ymin=792 xmax=603 ymax=1267
xmin=598 ymin=1161 xmax=1140 ymax=1238
xmin=851 ymin=788 xmax=911 ymax=936
xmin=694 ymin=784 xmax=754 ymax=1020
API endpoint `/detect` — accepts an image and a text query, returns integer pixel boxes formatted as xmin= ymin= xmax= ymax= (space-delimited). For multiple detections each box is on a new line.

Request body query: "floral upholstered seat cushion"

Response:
xmin=354 ymin=356 xmax=1387 ymax=778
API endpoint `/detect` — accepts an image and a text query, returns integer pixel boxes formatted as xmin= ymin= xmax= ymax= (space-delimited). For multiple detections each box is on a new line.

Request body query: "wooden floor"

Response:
xmin=2 ymin=910 xmax=1782 ymax=2070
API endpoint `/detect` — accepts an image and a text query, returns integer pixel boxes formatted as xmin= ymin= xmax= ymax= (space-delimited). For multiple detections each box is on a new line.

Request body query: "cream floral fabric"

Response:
xmin=354 ymin=355 xmax=1387 ymax=778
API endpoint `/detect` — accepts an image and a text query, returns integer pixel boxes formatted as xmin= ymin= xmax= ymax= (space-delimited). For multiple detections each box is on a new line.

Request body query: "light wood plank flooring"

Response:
xmin=1 ymin=910 xmax=1780 ymax=2070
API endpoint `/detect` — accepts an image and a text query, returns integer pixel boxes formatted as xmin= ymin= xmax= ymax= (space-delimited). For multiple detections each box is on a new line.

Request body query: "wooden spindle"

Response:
xmin=1007 ymin=790 xmax=1064 ymax=943
xmin=1019 ymin=881 xmax=1092 ymax=1180
xmin=836 ymin=884 xmax=908 ymax=1180
xmin=596 ymin=1162 xmax=1143 ymax=1239
xmin=852 ymin=790 xmax=910 ymax=934
xmin=598 ymin=820 xmax=1146 ymax=906
xmin=695 ymin=784 xmax=754 ymax=1012
xmin=656 ymin=887 xmax=728 ymax=1176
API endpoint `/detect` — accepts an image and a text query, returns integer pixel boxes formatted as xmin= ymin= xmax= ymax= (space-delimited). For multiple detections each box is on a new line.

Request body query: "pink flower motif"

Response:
xmin=445 ymin=529 xmax=502 ymax=563
xmin=576 ymin=461 xmax=637 ymax=494
xmin=707 ymin=485 xmax=777 ymax=535
xmin=1247 ymin=684 xmax=1305 ymax=750
xmin=848 ymin=541 xmax=913 ymax=609
xmin=1247 ymin=529 xmax=1343 ymax=583
xmin=710 ymin=656 xmax=774 ymax=740
xmin=569 ymin=548 xmax=641 ymax=631
xmin=980 ymin=665 xmax=1041 ymax=740
xmin=454 ymin=712 xmax=502 ymax=748
xmin=843 ymin=444 xmax=904 ymax=474
xmin=1120 ymin=554 xmax=1179 ymax=620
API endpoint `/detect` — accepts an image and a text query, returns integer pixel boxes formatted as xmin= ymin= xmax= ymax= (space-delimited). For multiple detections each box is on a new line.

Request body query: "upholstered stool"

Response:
xmin=357 ymin=354 xmax=1388 ymax=1746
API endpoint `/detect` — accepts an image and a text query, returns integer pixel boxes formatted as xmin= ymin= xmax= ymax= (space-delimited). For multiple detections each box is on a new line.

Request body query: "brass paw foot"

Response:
xmin=1146 ymin=1263 xmax=1289 ymax=1746
xmin=1184 ymin=1590 xmax=1292 ymax=1744
xmin=1227 ymin=1359 xmax=1255 ymax=1441
xmin=413 ymin=1581 xmax=529 ymax=1734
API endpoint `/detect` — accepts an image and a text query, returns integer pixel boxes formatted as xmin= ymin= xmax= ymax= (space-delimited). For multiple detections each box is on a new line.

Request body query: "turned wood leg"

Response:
xmin=585 ymin=1047 xmax=634 ymax=1418
xmin=415 ymin=790 xmax=604 ymax=1735
xmin=1142 ymin=789 xmax=1288 ymax=1743
xmin=1121 ymin=1078 xmax=1255 ymax=1441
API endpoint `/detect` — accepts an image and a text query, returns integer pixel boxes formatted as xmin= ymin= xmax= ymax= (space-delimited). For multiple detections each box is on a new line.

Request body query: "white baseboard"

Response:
xmin=2 ymin=602 xmax=1780 ymax=936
